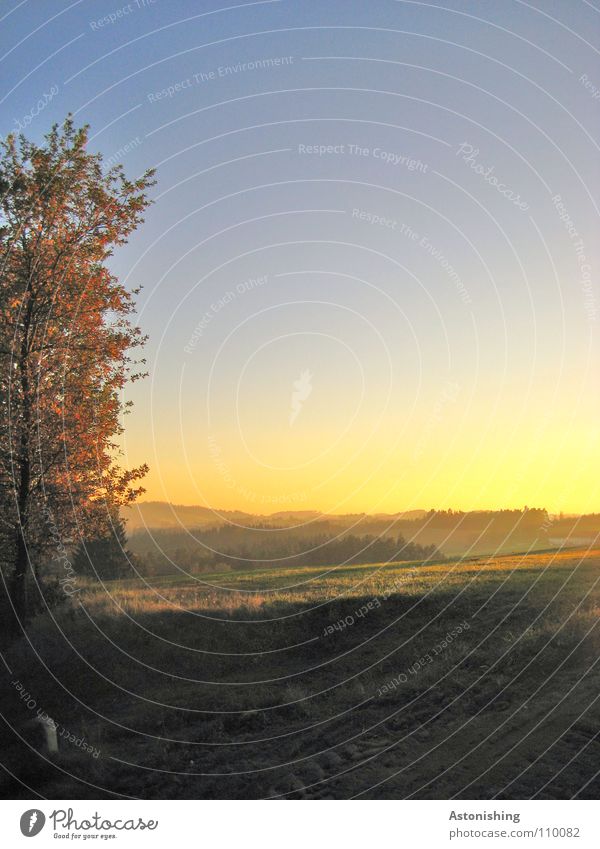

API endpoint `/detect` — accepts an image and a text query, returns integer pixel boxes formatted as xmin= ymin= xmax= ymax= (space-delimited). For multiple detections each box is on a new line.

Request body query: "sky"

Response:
xmin=2 ymin=0 xmax=600 ymax=514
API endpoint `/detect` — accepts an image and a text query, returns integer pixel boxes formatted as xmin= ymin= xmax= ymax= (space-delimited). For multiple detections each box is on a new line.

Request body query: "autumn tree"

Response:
xmin=0 ymin=117 xmax=154 ymax=625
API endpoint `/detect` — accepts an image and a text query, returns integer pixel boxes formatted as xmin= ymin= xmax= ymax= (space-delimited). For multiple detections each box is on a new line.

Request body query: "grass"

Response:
xmin=1 ymin=546 xmax=600 ymax=799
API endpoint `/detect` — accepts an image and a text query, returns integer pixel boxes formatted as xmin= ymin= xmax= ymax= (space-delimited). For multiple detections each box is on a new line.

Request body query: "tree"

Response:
xmin=0 ymin=117 xmax=154 ymax=625
xmin=73 ymin=513 xmax=134 ymax=581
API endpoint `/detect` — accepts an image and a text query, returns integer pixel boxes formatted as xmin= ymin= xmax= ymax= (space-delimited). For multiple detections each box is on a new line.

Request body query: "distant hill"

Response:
xmin=268 ymin=510 xmax=323 ymax=522
xmin=123 ymin=502 xmax=428 ymax=533
xmin=122 ymin=501 xmax=255 ymax=532
xmin=373 ymin=510 xmax=428 ymax=521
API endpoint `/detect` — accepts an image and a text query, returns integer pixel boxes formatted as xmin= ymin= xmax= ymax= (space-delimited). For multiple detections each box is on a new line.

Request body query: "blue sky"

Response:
xmin=2 ymin=0 xmax=600 ymax=513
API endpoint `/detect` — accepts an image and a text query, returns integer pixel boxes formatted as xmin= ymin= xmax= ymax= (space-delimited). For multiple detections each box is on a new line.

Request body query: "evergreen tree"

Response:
xmin=74 ymin=514 xmax=133 ymax=581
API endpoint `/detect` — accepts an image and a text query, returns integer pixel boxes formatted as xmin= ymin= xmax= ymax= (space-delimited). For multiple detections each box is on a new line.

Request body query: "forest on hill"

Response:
xmin=126 ymin=525 xmax=440 ymax=577
xmin=115 ymin=506 xmax=576 ymax=579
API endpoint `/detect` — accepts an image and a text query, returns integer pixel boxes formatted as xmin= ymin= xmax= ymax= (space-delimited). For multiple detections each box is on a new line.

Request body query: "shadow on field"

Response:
xmin=1 ymin=562 xmax=600 ymax=800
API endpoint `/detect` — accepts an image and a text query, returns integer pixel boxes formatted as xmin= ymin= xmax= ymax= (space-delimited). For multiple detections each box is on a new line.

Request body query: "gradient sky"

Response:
xmin=2 ymin=0 xmax=600 ymax=514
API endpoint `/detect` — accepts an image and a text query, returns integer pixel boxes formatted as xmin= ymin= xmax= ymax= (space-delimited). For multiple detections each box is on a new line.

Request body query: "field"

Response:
xmin=2 ymin=547 xmax=600 ymax=799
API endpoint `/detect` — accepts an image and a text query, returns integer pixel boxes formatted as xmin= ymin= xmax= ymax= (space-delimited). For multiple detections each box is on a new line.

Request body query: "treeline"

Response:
xmin=126 ymin=525 xmax=441 ymax=576
xmin=217 ymin=533 xmax=441 ymax=571
xmin=415 ymin=508 xmax=549 ymax=530
xmin=547 ymin=513 xmax=600 ymax=539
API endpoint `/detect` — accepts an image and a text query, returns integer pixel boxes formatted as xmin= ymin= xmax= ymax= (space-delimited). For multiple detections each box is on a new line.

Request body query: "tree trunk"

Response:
xmin=11 ymin=527 xmax=28 ymax=625
xmin=11 ymin=287 xmax=33 ymax=625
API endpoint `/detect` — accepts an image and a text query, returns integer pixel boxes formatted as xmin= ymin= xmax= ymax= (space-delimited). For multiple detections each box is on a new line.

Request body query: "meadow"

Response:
xmin=2 ymin=547 xmax=599 ymax=799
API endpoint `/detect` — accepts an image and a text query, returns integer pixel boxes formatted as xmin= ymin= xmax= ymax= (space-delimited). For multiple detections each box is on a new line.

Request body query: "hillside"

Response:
xmin=122 ymin=505 xmax=599 ymax=575
xmin=122 ymin=501 xmax=255 ymax=531
xmin=122 ymin=501 xmax=428 ymax=533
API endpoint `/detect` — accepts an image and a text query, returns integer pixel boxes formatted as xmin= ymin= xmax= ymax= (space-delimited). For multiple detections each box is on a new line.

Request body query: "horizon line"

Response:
xmin=124 ymin=500 xmax=590 ymax=518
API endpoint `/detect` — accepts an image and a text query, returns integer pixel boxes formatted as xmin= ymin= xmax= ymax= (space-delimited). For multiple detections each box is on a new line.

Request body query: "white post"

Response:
xmin=35 ymin=716 xmax=59 ymax=754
